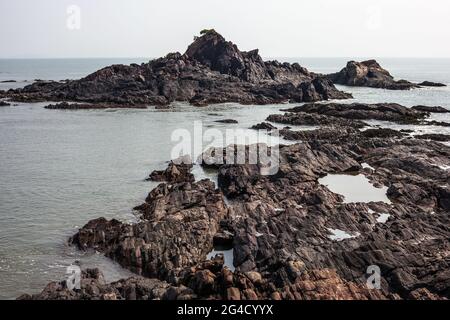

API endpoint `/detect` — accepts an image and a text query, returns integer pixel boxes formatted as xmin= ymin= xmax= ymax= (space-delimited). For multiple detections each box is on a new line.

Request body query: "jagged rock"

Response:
xmin=147 ymin=161 xmax=194 ymax=183
xmin=219 ymin=140 xmax=449 ymax=299
xmin=279 ymin=127 xmax=359 ymax=142
xmin=21 ymin=259 xmax=391 ymax=300
xmin=17 ymin=268 xmax=184 ymax=300
xmin=72 ymin=179 xmax=229 ymax=279
xmin=426 ymin=120 xmax=450 ymax=127
xmin=327 ymin=60 xmax=418 ymax=90
xmin=21 ymin=93 xmax=450 ymax=300
xmin=361 ymin=128 xmax=404 ymax=139
xmin=214 ymin=119 xmax=238 ymax=124
xmin=411 ymin=105 xmax=449 ymax=113
xmin=280 ymin=269 xmax=388 ymax=300
xmin=4 ymin=30 xmax=351 ymax=107
xmin=213 ymin=231 xmax=234 ymax=247
xmin=267 ymin=112 xmax=367 ymax=128
xmin=44 ymin=102 xmax=146 ymax=109
xmin=414 ymin=133 xmax=450 ymax=142
xmin=282 ymin=102 xmax=429 ymax=125
xmin=418 ymin=81 xmax=446 ymax=87
xmin=22 ymin=132 xmax=450 ymax=300
xmin=250 ymin=122 xmax=277 ymax=130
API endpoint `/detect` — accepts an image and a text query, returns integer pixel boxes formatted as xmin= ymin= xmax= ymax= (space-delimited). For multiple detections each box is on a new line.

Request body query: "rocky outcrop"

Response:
xmin=414 ymin=133 xmax=450 ymax=142
xmin=147 ymin=161 xmax=194 ymax=183
xmin=21 ymin=94 xmax=450 ymax=300
xmin=279 ymin=269 xmax=389 ymax=300
xmin=72 ymin=178 xmax=229 ymax=279
xmin=44 ymin=102 xmax=146 ymax=109
xmin=17 ymin=268 xmax=179 ymax=300
xmin=250 ymin=122 xmax=277 ymax=131
xmin=23 ymin=127 xmax=450 ymax=300
xmin=279 ymin=102 xmax=450 ymax=126
xmin=214 ymin=119 xmax=238 ymax=124
xmin=267 ymin=112 xmax=367 ymax=128
xmin=327 ymin=60 xmax=418 ymax=90
xmin=19 ymin=257 xmax=390 ymax=300
xmin=418 ymin=81 xmax=446 ymax=87
xmin=279 ymin=127 xmax=359 ymax=142
xmin=5 ymin=30 xmax=351 ymax=107
xmin=411 ymin=105 xmax=449 ymax=113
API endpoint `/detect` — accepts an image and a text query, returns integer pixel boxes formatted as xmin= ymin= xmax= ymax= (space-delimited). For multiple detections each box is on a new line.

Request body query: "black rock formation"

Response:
xmin=5 ymin=30 xmax=351 ymax=107
xmin=418 ymin=81 xmax=446 ymax=87
xmin=327 ymin=60 xmax=418 ymax=90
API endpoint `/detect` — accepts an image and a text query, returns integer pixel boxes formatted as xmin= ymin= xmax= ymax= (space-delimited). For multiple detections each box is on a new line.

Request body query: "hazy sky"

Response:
xmin=1 ymin=0 xmax=450 ymax=58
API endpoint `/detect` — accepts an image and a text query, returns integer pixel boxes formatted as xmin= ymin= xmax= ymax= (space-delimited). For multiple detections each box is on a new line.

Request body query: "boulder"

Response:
xmin=327 ymin=60 xmax=418 ymax=90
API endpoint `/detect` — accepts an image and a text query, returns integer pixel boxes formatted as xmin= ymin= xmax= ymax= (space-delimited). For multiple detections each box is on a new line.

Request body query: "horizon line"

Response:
xmin=1 ymin=56 xmax=450 ymax=60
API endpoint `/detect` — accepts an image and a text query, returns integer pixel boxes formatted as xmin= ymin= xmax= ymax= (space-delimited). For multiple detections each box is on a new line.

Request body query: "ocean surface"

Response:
xmin=0 ymin=58 xmax=449 ymax=299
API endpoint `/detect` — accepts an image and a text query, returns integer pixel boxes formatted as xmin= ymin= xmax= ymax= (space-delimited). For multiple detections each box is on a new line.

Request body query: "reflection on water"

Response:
xmin=327 ymin=228 xmax=360 ymax=241
xmin=207 ymin=249 xmax=235 ymax=272
xmin=318 ymin=174 xmax=391 ymax=204
xmin=376 ymin=213 xmax=391 ymax=224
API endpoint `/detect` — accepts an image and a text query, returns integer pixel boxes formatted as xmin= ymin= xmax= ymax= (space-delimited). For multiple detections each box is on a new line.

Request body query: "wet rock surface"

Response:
xmin=327 ymin=60 xmax=418 ymax=90
xmin=4 ymin=30 xmax=350 ymax=107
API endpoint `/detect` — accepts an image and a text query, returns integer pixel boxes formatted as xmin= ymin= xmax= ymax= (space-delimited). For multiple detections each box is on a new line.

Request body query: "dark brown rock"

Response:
xmin=327 ymin=60 xmax=418 ymax=90
xmin=283 ymin=102 xmax=428 ymax=125
xmin=21 ymin=97 xmax=450 ymax=300
xmin=44 ymin=102 xmax=146 ymax=109
xmin=411 ymin=105 xmax=449 ymax=113
xmin=5 ymin=30 xmax=351 ymax=107
xmin=279 ymin=127 xmax=359 ymax=142
xmin=72 ymin=179 xmax=229 ymax=279
xmin=415 ymin=133 xmax=450 ymax=142
xmin=250 ymin=122 xmax=277 ymax=130
xmin=17 ymin=267 xmax=187 ymax=300
xmin=147 ymin=161 xmax=194 ymax=183
xmin=361 ymin=128 xmax=404 ymax=139
xmin=267 ymin=112 xmax=367 ymax=128
xmin=23 ymin=134 xmax=450 ymax=300
xmin=418 ymin=81 xmax=446 ymax=87
xmin=214 ymin=119 xmax=238 ymax=124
